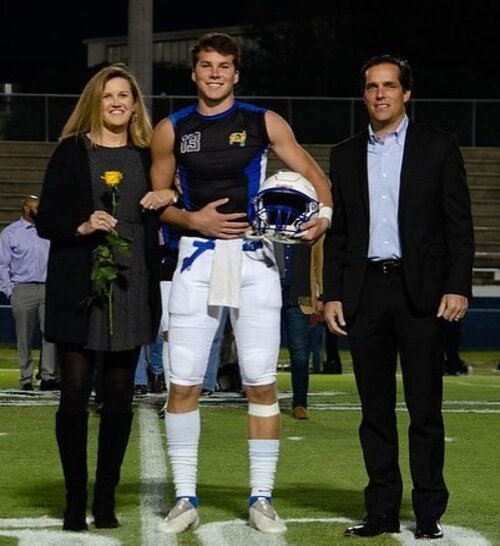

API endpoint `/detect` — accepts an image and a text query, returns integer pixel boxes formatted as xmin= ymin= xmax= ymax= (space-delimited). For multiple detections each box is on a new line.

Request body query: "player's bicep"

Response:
xmin=151 ymin=118 xmax=176 ymax=190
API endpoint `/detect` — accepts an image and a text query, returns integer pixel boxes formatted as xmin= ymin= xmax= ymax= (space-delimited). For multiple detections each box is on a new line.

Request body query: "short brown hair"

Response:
xmin=191 ymin=33 xmax=241 ymax=70
xmin=360 ymin=54 xmax=413 ymax=93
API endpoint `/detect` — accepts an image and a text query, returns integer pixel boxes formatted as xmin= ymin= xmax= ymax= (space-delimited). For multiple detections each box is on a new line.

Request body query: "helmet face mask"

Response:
xmin=248 ymin=170 xmax=320 ymax=244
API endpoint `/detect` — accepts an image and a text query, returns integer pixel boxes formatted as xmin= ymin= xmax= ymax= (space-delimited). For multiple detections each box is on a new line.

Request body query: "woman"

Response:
xmin=36 ymin=64 xmax=176 ymax=531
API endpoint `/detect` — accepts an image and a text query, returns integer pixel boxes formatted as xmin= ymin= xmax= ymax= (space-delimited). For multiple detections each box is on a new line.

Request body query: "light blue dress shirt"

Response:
xmin=367 ymin=115 xmax=409 ymax=261
xmin=0 ymin=218 xmax=50 ymax=298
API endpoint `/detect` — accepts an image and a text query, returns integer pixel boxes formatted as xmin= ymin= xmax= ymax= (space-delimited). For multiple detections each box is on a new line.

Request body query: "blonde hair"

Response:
xmin=60 ymin=64 xmax=152 ymax=148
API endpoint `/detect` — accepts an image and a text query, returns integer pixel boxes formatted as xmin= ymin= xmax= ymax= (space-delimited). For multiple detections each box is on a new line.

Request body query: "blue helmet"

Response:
xmin=248 ymin=170 xmax=320 ymax=244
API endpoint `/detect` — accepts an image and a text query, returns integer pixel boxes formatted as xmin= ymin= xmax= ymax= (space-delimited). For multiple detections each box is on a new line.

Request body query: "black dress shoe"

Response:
xmin=63 ymin=505 xmax=88 ymax=531
xmin=322 ymin=360 xmax=343 ymax=374
xmin=40 ymin=379 xmax=61 ymax=391
xmin=414 ymin=520 xmax=443 ymax=539
xmin=93 ymin=512 xmax=119 ymax=529
xmin=345 ymin=517 xmax=400 ymax=537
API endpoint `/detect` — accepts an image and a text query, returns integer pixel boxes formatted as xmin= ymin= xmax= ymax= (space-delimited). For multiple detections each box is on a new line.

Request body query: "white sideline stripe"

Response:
xmin=0 ymin=517 xmax=61 ymax=527
xmin=456 ymin=381 xmax=500 ymax=388
xmin=2 ymin=397 xmax=500 ymax=414
xmin=0 ymin=517 xmax=492 ymax=546
xmin=309 ymin=405 xmax=500 ymax=414
xmin=444 ymin=401 xmax=500 ymax=405
xmin=195 ymin=520 xmax=288 ymax=545
xmin=0 ymin=529 xmax=119 ymax=546
xmin=138 ymin=406 xmax=177 ymax=546
xmin=285 ymin=517 xmax=352 ymax=523
xmin=396 ymin=521 xmax=492 ymax=546
xmin=193 ymin=518 xmax=492 ymax=546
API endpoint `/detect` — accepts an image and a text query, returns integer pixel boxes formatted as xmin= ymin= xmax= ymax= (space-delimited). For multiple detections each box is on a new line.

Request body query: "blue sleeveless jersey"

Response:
xmin=170 ymin=101 xmax=270 ymax=232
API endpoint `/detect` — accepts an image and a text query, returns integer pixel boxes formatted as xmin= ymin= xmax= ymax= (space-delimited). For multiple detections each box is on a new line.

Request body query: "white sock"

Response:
xmin=249 ymin=438 xmax=280 ymax=498
xmin=165 ymin=409 xmax=200 ymax=499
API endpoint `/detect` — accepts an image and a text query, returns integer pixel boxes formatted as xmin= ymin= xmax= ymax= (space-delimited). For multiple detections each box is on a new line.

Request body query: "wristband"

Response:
xmin=318 ymin=205 xmax=333 ymax=227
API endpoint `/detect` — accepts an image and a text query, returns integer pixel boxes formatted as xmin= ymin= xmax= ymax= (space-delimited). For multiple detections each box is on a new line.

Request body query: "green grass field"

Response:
xmin=0 ymin=346 xmax=499 ymax=545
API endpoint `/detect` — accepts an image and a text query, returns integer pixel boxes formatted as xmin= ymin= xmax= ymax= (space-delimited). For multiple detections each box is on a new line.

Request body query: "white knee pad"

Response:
xmin=248 ymin=402 xmax=280 ymax=417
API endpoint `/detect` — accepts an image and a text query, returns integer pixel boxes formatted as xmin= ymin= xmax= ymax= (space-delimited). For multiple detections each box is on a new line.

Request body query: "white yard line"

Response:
xmin=138 ymin=405 xmax=177 ymax=546
xmin=0 ymin=521 xmax=119 ymax=546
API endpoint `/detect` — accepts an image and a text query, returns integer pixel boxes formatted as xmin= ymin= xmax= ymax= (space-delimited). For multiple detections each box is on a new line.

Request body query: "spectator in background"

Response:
xmin=135 ymin=224 xmax=173 ymax=397
xmin=308 ymin=311 xmax=324 ymax=374
xmin=280 ymin=237 xmax=324 ymax=420
xmin=322 ymin=324 xmax=343 ymax=374
xmin=443 ymin=320 xmax=468 ymax=375
xmin=0 ymin=195 xmax=58 ymax=391
xmin=201 ymin=306 xmax=229 ymax=395
xmin=134 ymin=330 xmax=166 ymax=396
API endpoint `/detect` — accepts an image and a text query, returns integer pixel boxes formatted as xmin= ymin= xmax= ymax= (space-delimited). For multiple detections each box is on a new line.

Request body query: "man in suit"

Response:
xmin=323 ymin=55 xmax=474 ymax=540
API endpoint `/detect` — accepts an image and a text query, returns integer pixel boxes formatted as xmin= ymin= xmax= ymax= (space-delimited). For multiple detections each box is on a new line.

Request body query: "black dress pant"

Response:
xmin=347 ymin=268 xmax=448 ymax=520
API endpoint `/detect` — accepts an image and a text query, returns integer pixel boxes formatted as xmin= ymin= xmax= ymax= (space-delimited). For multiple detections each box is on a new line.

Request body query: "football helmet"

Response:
xmin=248 ymin=170 xmax=320 ymax=244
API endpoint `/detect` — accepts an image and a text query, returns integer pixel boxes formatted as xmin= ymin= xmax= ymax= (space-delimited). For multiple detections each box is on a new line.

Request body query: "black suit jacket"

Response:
xmin=323 ymin=121 xmax=475 ymax=317
xmin=36 ymin=136 xmax=161 ymax=344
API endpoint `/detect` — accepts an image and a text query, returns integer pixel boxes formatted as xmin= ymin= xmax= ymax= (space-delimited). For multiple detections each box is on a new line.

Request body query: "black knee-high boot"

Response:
xmin=92 ymin=412 xmax=133 ymax=528
xmin=55 ymin=411 xmax=89 ymax=531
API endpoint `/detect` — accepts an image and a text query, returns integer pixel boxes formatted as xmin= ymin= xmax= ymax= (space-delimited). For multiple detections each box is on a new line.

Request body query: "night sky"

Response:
xmin=0 ymin=0 xmax=246 ymax=89
xmin=1 ymin=0 xmax=499 ymax=97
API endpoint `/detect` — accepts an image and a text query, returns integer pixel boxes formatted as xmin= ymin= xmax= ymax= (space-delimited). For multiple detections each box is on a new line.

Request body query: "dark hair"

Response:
xmin=360 ymin=54 xmax=413 ymax=93
xmin=190 ymin=33 xmax=241 ymax=70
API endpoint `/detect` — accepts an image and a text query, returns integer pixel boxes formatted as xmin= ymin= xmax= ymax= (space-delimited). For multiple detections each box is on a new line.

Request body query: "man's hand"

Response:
xmin=293 ymin=217 xmax=330 ymax=244
xmin=437 ymin=294 xmax=468 ymax=322
xmin=324 ymin=301 xmax=347 ymax=336
xmin=191 ymin=198 xmax=250 ymax=239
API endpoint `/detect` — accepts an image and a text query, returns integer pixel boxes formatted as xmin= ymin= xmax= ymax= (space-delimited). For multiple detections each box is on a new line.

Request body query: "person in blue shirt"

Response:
xmin=0 ymin=195 xmax=58 ymax=390
xmin=279 ymin=238 xmax=324 ymax=420
xmin=324 ymin=54 xmax=474 ymax=540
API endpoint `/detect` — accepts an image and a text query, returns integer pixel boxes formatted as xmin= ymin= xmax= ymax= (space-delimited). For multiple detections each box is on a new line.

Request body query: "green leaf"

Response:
xmin=80 ymin=190 xmax=133 ymax=336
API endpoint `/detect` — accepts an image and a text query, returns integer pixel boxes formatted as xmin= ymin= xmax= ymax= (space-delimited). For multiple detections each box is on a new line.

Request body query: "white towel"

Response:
xmin=208 ymin=239 xmax=243 ymax=308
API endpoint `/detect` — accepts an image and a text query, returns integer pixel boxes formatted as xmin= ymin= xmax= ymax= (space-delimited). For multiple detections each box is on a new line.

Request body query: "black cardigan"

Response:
xmin=36 ymin=136 xmax=161 ymax=345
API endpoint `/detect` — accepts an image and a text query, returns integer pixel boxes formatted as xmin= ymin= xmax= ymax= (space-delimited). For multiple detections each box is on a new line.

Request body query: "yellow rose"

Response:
xmin=101 ymin=171 xmax=123 ymax=187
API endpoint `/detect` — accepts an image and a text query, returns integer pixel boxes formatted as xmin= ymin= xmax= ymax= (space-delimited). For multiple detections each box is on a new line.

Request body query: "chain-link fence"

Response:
xmin=1 ymin=93 xmax=500 ymax=146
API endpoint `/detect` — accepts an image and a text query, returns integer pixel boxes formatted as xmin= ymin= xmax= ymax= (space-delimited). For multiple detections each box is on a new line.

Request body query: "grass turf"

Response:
xmin=0 ymin=346 xmax=498 ymax=545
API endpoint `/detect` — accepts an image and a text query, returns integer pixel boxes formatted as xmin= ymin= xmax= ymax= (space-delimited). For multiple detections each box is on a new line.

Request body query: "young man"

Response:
xmin=323 ymin=55 xmax=474 ymax=540
xmin=150 ymin=33 xmax=332 ymax=534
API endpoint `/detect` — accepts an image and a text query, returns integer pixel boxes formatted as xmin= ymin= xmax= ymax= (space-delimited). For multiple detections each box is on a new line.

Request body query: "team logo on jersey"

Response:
xmin=229 ymin=130 xmax=247 ymax=147
xmin=180 ymin=131 xmax=201 ymax=153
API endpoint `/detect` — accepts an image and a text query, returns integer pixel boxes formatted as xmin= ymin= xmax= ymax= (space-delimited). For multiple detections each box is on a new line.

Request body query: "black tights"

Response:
xmin=57 ymin=344 xmax=140 ymax=414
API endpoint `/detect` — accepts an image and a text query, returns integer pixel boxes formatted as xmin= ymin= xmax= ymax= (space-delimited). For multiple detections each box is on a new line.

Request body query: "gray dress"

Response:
xmin=85 ymin=141 xmax=152 ymax=351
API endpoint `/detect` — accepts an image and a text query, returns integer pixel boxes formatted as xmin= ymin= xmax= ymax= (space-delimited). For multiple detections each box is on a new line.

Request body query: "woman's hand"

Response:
xmin=76 ymin=210 xmax=117 ymax=236
xmin=140 ymin=189 xmax=178 ymax=211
